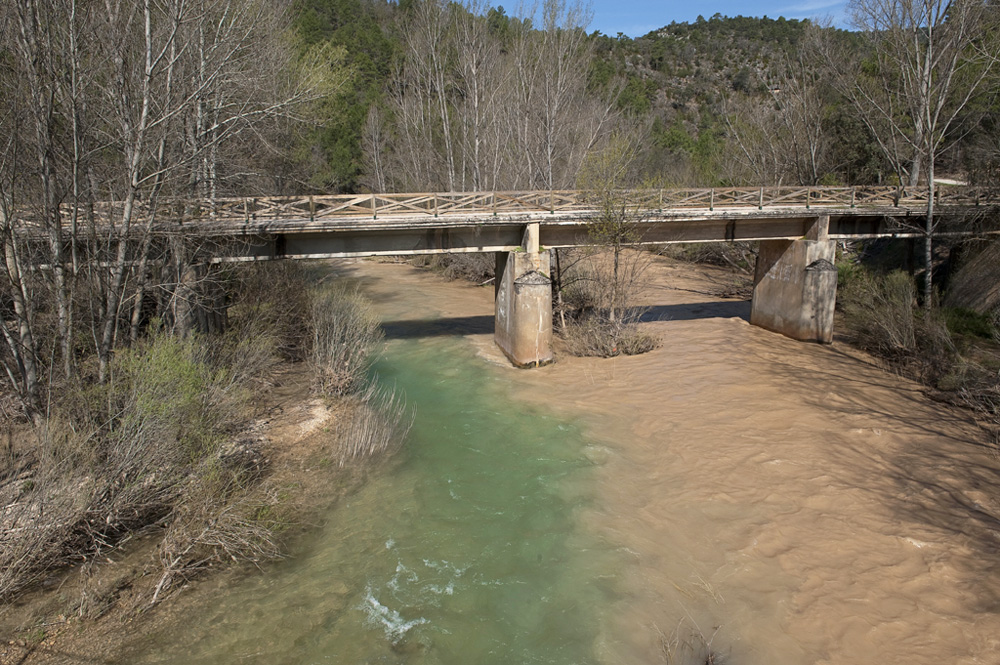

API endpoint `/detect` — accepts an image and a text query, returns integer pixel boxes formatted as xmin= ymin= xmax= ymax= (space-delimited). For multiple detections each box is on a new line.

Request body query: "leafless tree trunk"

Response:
xmin=837 ymin=0 xmax=1000 ymax=307
xmin=0 ymin=0 xmax=321 ymax=409
xmin=380 ymin=0 xmax=618 ymax=192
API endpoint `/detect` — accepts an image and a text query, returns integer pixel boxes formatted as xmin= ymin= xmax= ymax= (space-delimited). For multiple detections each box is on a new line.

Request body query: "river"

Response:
xmin=132 ymin=258 xmax=1000 ymax=665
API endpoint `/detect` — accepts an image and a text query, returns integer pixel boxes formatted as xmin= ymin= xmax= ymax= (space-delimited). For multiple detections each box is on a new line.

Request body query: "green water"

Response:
xmin=134 ymin=333 xmax=622 ymax=664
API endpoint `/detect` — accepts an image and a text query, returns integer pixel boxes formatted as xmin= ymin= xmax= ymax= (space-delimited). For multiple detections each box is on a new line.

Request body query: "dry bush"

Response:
xmin=0 ymin=457 xmax=84 ymax=601
xmin=561 ymin=316 xmax=660 ymax=358
xmin=657 ymin=619 xmax=727 ymax=665
xmin=309 ymin=284 xmax=384 ymax=397
xmin=412 ymin=253 xmax=495 ymax=283
xmin=932 ymin=359 xmax=1000 ymax=446
xmin=336 ymin=382 xmax=414 ymax=467
xmin=840 ymin=269 xmax=918 ymax=356
xmin=662 ymin=241 xmax=758 ymax=275
xmin=225 ymin=263 xmax=313 ymax=361
xmin=152 ymin=466 xmax=283 ymax=605
xmin=557 ymin=250 xmax=661 ymax=358
xmin=0 ymin=331 xmax=254 ymax=602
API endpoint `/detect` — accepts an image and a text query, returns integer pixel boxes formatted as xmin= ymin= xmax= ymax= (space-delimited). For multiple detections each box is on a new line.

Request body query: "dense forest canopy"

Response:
xmin=282 ymin=0 xmax=1000 ymax=193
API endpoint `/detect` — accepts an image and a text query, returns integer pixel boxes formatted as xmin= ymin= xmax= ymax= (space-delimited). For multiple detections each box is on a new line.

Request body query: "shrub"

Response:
xmin=309 ymin=284 xmax=384 ymax=397
xmin=661 ymin=241 xmax=757 ymax=274
xmin=556 ymin=249 xmax=661 ymax=358
xmin=0 ymin=331 xmax=239 ymax=602
xmin=561 ymin=316 xmax=660 ymax=358
xmin=225 ymin=263 xmax=312 ymax=361
xmin=943 ymin=307 xmax=997 ymax=340
xmin=840 ymin=269 xmax=917 ymax=356
xmin=413 ymin=253 xmax=495 ymax=283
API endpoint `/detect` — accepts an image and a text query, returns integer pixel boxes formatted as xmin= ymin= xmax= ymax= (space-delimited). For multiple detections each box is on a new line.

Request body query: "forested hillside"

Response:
xmin=284 ymin=2 xmax=999 ymax=193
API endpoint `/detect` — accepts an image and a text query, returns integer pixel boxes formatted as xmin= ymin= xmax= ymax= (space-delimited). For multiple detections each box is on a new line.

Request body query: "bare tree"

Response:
xmin=379 ymin=0 xmax=620 ymax=192
xmin=0 ymin=0 xmax=323 ymax=412
xmin=836 ymin=0 xmax=1000 ymax=305
xmin=724 ymin=49 xmax=830 ymax=187
xmin=558 ymin=132 xmax=659 ymax=358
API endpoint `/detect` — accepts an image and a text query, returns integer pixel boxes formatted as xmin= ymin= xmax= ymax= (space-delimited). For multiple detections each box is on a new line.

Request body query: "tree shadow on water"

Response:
xmin=756 ymin=343 xmax=1000 ymax=612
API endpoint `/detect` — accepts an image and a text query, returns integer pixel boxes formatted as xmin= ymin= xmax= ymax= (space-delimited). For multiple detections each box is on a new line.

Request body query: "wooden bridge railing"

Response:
xmin=47 ymin=185 xmax=1000 ymax=227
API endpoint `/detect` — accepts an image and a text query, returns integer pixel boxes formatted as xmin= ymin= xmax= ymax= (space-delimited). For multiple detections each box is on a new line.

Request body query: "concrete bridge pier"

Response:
xmin=750 ymin=216 xmax=837 ymax=343
xmin=494 ymin=223 xmax=554 ymax=367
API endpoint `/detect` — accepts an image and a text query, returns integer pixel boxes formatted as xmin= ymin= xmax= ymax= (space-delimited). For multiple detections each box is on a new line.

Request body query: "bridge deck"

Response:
xmin=14 ymin=186 xmax=1000 ymax=261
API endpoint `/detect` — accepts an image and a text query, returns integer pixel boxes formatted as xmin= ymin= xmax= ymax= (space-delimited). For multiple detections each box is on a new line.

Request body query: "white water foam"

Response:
xmin=361 ymin=586 xmax=429 ymax=644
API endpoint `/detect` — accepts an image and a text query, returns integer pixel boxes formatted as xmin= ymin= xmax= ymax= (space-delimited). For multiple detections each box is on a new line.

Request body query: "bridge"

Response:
xmin=26 ymin=185 xmax=1000 ymax=367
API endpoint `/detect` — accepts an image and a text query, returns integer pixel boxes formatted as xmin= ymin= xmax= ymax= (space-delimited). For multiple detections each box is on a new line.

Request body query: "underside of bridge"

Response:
xmin=149 ymin=195 xmax=994 ymax=367
xmin=17 ymin=187 xmax=998 ymax=367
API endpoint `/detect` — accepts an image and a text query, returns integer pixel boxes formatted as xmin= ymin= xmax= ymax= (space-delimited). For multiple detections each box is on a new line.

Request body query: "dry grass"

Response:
xmin=309 ymin=284 xmax=385 ymax=397
xmin=336 ymin=382 xmax=414 ymax=467
xmin=840 ymin=269 xmax=918 ymax=356
xmin=0 ymin=265 xmax=412 ymax=608
xmin=656 ymin=618 xmax=727 ymax=665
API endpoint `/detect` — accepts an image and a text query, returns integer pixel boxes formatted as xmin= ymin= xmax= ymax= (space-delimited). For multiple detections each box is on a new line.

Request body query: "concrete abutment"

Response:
xmin=750 ymin=216 xmax=837 ymax=343
xmin=494 ymin=223 xmax=554 ymax=367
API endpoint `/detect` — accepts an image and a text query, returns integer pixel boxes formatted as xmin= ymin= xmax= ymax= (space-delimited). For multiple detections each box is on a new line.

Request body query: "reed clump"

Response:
xmin=309 ymin=283 xmax=384 ymax=397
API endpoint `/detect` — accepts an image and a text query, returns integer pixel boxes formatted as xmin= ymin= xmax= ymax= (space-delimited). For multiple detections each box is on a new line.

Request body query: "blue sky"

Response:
xmin=589 ymin=0 xmax=850 ymax=38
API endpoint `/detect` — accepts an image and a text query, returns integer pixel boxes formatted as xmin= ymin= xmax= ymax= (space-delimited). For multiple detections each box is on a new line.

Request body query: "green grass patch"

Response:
xmin=943 ymin=307 xmax=997 ymax=340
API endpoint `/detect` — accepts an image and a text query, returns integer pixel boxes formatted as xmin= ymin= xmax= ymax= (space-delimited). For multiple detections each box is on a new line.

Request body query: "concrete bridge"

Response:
xmin=36 ymin=186 xmax=1000 ymax=367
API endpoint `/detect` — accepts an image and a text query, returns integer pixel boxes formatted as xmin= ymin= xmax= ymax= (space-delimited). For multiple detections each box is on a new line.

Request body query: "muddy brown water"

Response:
xmin=131 ymin=258 xmax=1000 ymax=665
xmin=358 ymin=259 xmax=1000 ymax=664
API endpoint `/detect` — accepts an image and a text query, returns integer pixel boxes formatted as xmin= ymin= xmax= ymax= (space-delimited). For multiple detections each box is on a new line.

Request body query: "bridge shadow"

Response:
xmin=638 ymin=299 xmax=751 ymax=323
xmin=381 ymin=315 xmax=495 ymax=339
xmin=379 ymin=299 xmax=751 ymax=339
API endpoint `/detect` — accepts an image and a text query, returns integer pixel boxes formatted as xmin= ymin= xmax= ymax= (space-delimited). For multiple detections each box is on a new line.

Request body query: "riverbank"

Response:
xmin=0 ymin=359 xmax=384 ymax=665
